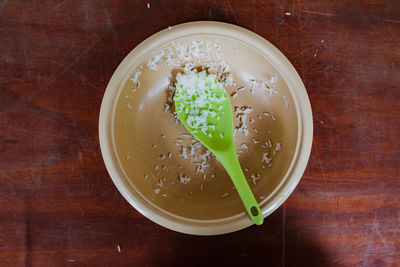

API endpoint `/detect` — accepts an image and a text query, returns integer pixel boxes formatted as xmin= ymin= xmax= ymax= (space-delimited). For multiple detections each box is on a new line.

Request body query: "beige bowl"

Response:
xmin=99 ymin=21 xmax=313 ymax=235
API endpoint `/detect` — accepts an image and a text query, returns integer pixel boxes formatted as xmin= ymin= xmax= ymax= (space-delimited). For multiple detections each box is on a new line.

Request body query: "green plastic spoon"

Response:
xmin=174 ymin=70 xmax=263 ymax=225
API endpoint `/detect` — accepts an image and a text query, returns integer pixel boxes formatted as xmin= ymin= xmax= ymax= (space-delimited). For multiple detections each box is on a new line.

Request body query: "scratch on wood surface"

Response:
xmin=46 ymin=36 xmax=100 ymax=86
xmin=292 ymin=41 xmax=327 ymax=60
xmin=6 ymin=126 xmax=84 ymax=141
xmin=225 ymin=0 xmax=239 ymax=25
xmin=362 ymin=176 xmax=389 ymax=265
xmin=0 ymin=0 xmax=8 ymax=10
xmin=252 ymin=0 xmax=256 ymax=30
xmin=331 ymin=242 xmax=366 ymax=264
xmin=208 ymin=0 xmax=215 ymax=18
xmin=181 ymin=4 xmax=197 ymax=13
xmin=101 ymin=2 xmax=120 ymax=51
xmin=300 ymin=9 xmax=339 ymax=17
xmin=52 ymin=0 xmax=66 ymax=10
xmin=49 ymin=59 xmax=100 ymax=90
xmin=384 ymin=19 xmax=400 ymax=24
xmin=0 ymin=31 xmax=91 ymax=117
xmin=292 ymin=0 xmax=294 ymax=15
xmin=313 ymin=139 xmax=332 ymax=200
xmin=275 ymin=1 xmax=279 ymax=43
xmin=300 ymin=9 xmax=400 ymax=24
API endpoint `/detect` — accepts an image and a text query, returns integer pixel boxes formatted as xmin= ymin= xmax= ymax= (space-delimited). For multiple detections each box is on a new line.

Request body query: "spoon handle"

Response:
xmin=216 ymin=144 xmax=264 ymax=225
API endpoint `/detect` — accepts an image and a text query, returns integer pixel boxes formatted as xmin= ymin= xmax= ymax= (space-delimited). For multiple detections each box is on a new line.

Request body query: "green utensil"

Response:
xmin=174 ymin=70 xmax=263 ymax=225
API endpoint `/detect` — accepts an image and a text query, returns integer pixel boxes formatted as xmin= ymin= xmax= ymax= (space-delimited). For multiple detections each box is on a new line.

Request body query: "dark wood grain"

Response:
xmin=1 ymin=0 xmax=399 ymax=266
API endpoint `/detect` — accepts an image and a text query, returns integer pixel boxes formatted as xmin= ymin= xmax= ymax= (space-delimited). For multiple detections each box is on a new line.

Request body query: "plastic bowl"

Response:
xmin=99 ymin=21 xmax=313 ymax=235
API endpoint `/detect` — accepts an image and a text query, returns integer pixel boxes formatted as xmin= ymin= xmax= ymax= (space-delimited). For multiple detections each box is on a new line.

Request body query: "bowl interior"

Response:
xmin=112 ymin=34 xmax=298 ymax=221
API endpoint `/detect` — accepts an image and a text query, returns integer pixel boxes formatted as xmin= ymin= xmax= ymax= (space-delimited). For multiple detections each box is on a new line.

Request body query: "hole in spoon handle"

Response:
xmin=250 ymin=206 xmax=259 ymax=216
xmin=248 ymin=204 xmax=263 ymax=225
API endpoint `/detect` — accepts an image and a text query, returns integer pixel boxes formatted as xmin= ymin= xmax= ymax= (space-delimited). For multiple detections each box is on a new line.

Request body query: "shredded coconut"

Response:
xmin=234 ymin=106 xmax=253 ymax=136
xmin=250 ymin=78 xmax=278 ymax=96
xmin=174 ymin=69 xmax=227 ymax=136
xmin=147 ymin=50 xmax=165 ymax=71
xmin=283 ymin=96 xmax=289 ymax=108
xmin=179 ymin=174 xmax=191 ymax=184
xmin=250 ymin=173 xmax=261 ymax=185
xmin=240 ymin=143 xmax=249 ymax=151
xmin=262 ymin=153 xmax=272 ymax=164
xmin=130 ymin=70 xmax=142 ymax=88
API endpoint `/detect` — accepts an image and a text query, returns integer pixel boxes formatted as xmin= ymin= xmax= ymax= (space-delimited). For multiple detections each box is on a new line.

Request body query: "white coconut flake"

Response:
xmin=156 ymin=179 xmax=163 ymax=188
xmin=222 ymin=192 xmax=229 ymax=198
xmin=180 ymin=147 xmax=188 ymax=159
xmin=168 ymin=152 xmax=172 ymax=159
xmin=179 ymin=174 xmax=191 ymax=184
xmin=164 ymin=103 xmax=170 ymax=113
xmin=147 ymin=50 xmax=165 ymax=70
xmin=283 ymin=96 xmax=289 ymax=108
xmin=127 ymin=103 xmax=132 ymax=109
xmin=250 ymin=173 xmax=261 ymax=185
xmin=250 ymin=79 xmax=278 ymax=96
xmin=144 ymin=174 xmax=148 ymax=179
xmin=154 ymin=188 xmax=160 ymax=194
xmin=262 ymin=153 xmax=272 ymax=164
xmin=268 ymin=139 xmax=272 ymax=148
xmin=117 ymin=245 xmax=121 ymax=253
xmin=130 ymin=70 xmax=142 ymax=88
xmin=240 ymin=143 xmax=249 ymax=151
xmin=234 ymin=106 xmax=253 ymax=136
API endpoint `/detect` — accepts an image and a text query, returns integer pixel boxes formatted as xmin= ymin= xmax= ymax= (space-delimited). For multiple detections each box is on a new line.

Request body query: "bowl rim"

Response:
xmin=99 ymin=21 xmax=313 ymax=235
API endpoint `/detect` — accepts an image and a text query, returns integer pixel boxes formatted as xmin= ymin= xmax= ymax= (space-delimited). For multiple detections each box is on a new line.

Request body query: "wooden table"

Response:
xmin=1 ymin=0 xmax=399 ymax=266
